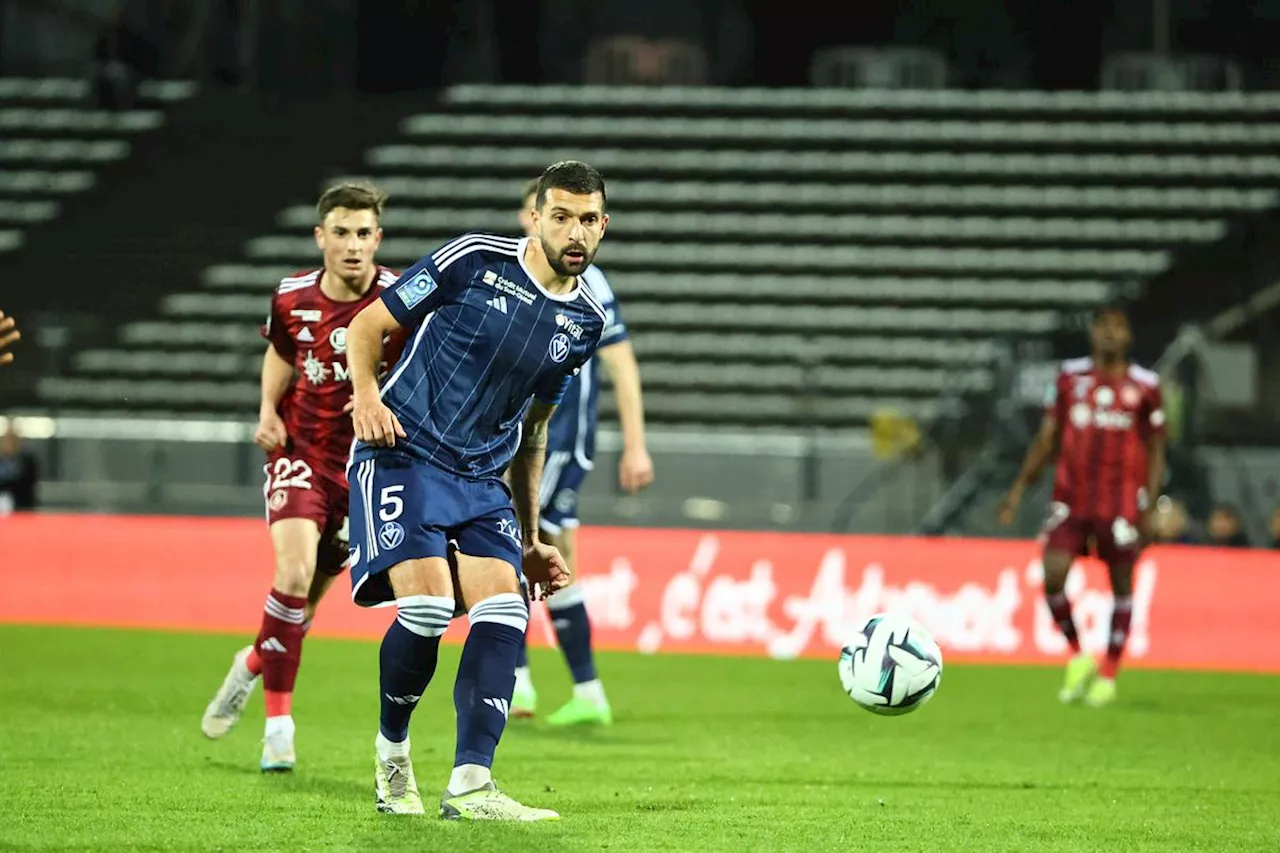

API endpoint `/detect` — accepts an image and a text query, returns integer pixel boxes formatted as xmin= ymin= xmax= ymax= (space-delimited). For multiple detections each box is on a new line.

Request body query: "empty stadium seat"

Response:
xmin=38 ymin=83 xmax=1280 ymax=432
xmin=0 ymin=77 xmax=194 ymax=255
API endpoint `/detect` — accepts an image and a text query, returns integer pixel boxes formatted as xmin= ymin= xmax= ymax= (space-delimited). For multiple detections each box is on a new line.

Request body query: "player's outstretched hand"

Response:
xmin=351 ymin=392 xmax=406 ymax=447
xmin=0 ymin=311 xmax=20 ymax=366
xmin=253 ymin=408 xmax=288 ymax=452
xmin=523 ymin=541 xmax=570 ymax=602
xmin=997 ymin=485 xmax=1023 ymax=526
xmin=619 ymin=446 xmax=654 ymax=494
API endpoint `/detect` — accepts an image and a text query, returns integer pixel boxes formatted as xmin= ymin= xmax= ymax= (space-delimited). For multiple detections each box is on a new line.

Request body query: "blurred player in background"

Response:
xmin=345 ymin=160 xmax=608 ymax=820
xmin=999 ymin=303 xmax=1166 ymax=708
xmin=510 ymin=178 xmax=653 ymax=726
xmin=201 ymin=183 xmax=402 ymax=771
xmin=0 ymin=310 xmax=20 ymax=365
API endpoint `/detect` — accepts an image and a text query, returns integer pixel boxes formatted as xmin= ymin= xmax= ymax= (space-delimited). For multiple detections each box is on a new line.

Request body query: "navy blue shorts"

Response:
xmin=347 ymin=452 xmax=524 ymax=607
xmin=538 ymin=449 xmax=591 ymax=535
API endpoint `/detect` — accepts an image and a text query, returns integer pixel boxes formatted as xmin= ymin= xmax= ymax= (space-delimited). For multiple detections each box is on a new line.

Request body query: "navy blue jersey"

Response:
xmin=546 ymin=264 xmax=628 ymax=468
xmin=361 ymin=233 xmax=608 ymax=478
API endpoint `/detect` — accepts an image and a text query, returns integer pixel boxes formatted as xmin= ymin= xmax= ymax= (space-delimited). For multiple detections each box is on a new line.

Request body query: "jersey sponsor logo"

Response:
xmin=485 ymin=295 xmax=509 ymax=314
xmin=548 ymin=332 xmax=571 ymax=363
xmin=297 ymin=327 xmax=315 ymax=343
xmin=291 ymin=309 xmax=323 ymax=323
xmin=303 ymin=350 xmax=331 ymax=385
xmin=481 ymin=269 xmax=537 ymax=305
xmin=555 ymin=312 xmax=584 ymax=340
xmin=396 ymin=270 xmax=437 ymax=310
xmin=496 ymin=518 xmax=521 ymax=543
xmin=378 ymin=520 xmax=405 ymax=550
xmin=1070 ymin=403 xmax=1133 ymax=431
xmin=329 ymin=326 xmax=347 ymax=354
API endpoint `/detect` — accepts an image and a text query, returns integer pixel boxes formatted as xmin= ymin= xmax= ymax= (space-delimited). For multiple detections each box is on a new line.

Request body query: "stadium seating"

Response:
xmin=39 ymin=84 xmax=1280 ymax=432
xmin=0 ymin=77 xmax=195 ymax=257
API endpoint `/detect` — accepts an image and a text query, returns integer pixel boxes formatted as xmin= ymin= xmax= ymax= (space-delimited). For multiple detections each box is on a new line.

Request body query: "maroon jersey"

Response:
xmin=1045 ymin=357 xmax=1166 ymax=522
xmin=262 ymin=266 xmax=401 ymax=479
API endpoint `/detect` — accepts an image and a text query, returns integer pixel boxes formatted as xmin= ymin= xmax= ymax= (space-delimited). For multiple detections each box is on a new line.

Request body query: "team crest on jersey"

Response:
xmin=548 ymin=332 xmax=571 ymax=363
xmin=329 ymin=327 xmax=347 ymax=354
xmin=397 ymin=271 xmax=437 ymax=310
xmin=1094 ymin=386 xmax=1115 ymax=409
xmin=378 ymin=521 xmax=405 ymax=550
xmin=553 ymin=489 xmax=575 ymax=513
xmin=1121 ymin=384 xmax=1141 ymax=408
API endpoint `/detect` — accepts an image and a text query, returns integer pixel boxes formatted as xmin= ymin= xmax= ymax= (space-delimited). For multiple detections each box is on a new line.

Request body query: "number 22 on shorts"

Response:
xmin=271 ymin=457 xmax=313 ymax=491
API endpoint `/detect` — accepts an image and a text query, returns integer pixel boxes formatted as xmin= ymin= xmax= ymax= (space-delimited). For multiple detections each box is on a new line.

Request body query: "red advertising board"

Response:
xmin=1 ymin=514 xmax=1277 ymax=672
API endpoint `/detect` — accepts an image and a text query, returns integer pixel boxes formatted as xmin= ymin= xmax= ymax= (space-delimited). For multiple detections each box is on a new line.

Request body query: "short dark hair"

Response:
xmin=317 ymin=182 xmax=387 ymax=223
xmin=1212 ymin=503 xmax=1241 ymax=520
xmin=521 ymin=177 xmax=540 ymax=206
xmin=532 ymin=160 xmax=606 ymax=211
xmin=1092 ymin=301 xmax=1129 ymax=323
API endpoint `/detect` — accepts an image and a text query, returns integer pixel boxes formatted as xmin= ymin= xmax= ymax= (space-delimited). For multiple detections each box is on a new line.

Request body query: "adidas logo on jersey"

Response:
xmin=486 ymin=295 xmax=509 ymax=314
xmin=297 ymin=327 xmax=315 ymax=343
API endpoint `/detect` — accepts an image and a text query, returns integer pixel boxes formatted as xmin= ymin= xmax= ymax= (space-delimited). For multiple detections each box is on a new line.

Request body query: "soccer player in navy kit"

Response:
xmin=345 ymin=161 xmax=609 ymax=821
xmin=510 ymin=178 xmax=654 ymax=725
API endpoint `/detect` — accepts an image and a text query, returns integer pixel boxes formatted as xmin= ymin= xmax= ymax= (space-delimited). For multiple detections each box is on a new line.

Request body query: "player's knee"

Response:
xmin=455 ymin=555 xmax=520 ymax=606
xmin=272 ymin=558 xmax=315 ymax=597
xmin=1109 ymin=564 xmax=1135 ymax=597
xmin=1041 ymin=551 xmax=1073 ymax=593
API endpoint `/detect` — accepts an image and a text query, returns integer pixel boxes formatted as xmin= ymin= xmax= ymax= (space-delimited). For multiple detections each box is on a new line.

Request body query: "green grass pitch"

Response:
xmin=1 ymin=625 xmax=1277 ymax=852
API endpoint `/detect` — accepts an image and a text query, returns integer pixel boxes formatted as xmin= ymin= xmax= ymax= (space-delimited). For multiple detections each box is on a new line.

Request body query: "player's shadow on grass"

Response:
xmin=508 ymin=723 xmax=667 ymax=746
xmin=202 ymin=758 xmax=369 ymax=799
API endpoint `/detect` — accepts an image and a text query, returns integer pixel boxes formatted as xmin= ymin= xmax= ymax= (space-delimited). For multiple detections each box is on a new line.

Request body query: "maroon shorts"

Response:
xmin=1041 ymin=500 xmax=1143 ymax=566
xmin=263 ymin=451 xmax=350 ymax=576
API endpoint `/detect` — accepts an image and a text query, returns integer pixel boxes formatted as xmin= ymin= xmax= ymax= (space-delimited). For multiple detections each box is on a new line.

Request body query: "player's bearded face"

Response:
xmin=536 ymin=190 xmax=607 ymax=277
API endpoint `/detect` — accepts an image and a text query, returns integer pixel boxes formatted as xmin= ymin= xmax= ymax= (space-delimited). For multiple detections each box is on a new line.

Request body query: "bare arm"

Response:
xmin=348 ymin=299 xmax=407 ymax=446
xmin=253 ymin=344 xmax=294 ymax=451
xmin=598 ymin=341 xmax=646 ymax=452
xmin=348 ymin=299 xmax=399 ymax=402
xmin=1014 ymin=415 xmax=1062 ymax=491
xmin=1145 ymin=432 xmax=1167 ymax=511
xmin=260 ymin=344 xmax=293 ymax=414
xmin=998 ymin=414 xmax=1062 ymax=524
xmin=598 ymin=340 xmax=653 ymax=492
xmin=510 ymin=401 xmax=555 ymax=548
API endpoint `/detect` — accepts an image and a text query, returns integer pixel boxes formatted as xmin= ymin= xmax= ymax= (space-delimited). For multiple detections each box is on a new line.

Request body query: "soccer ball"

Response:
xmin=838 ymin=613 xmax=943 ymax=716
